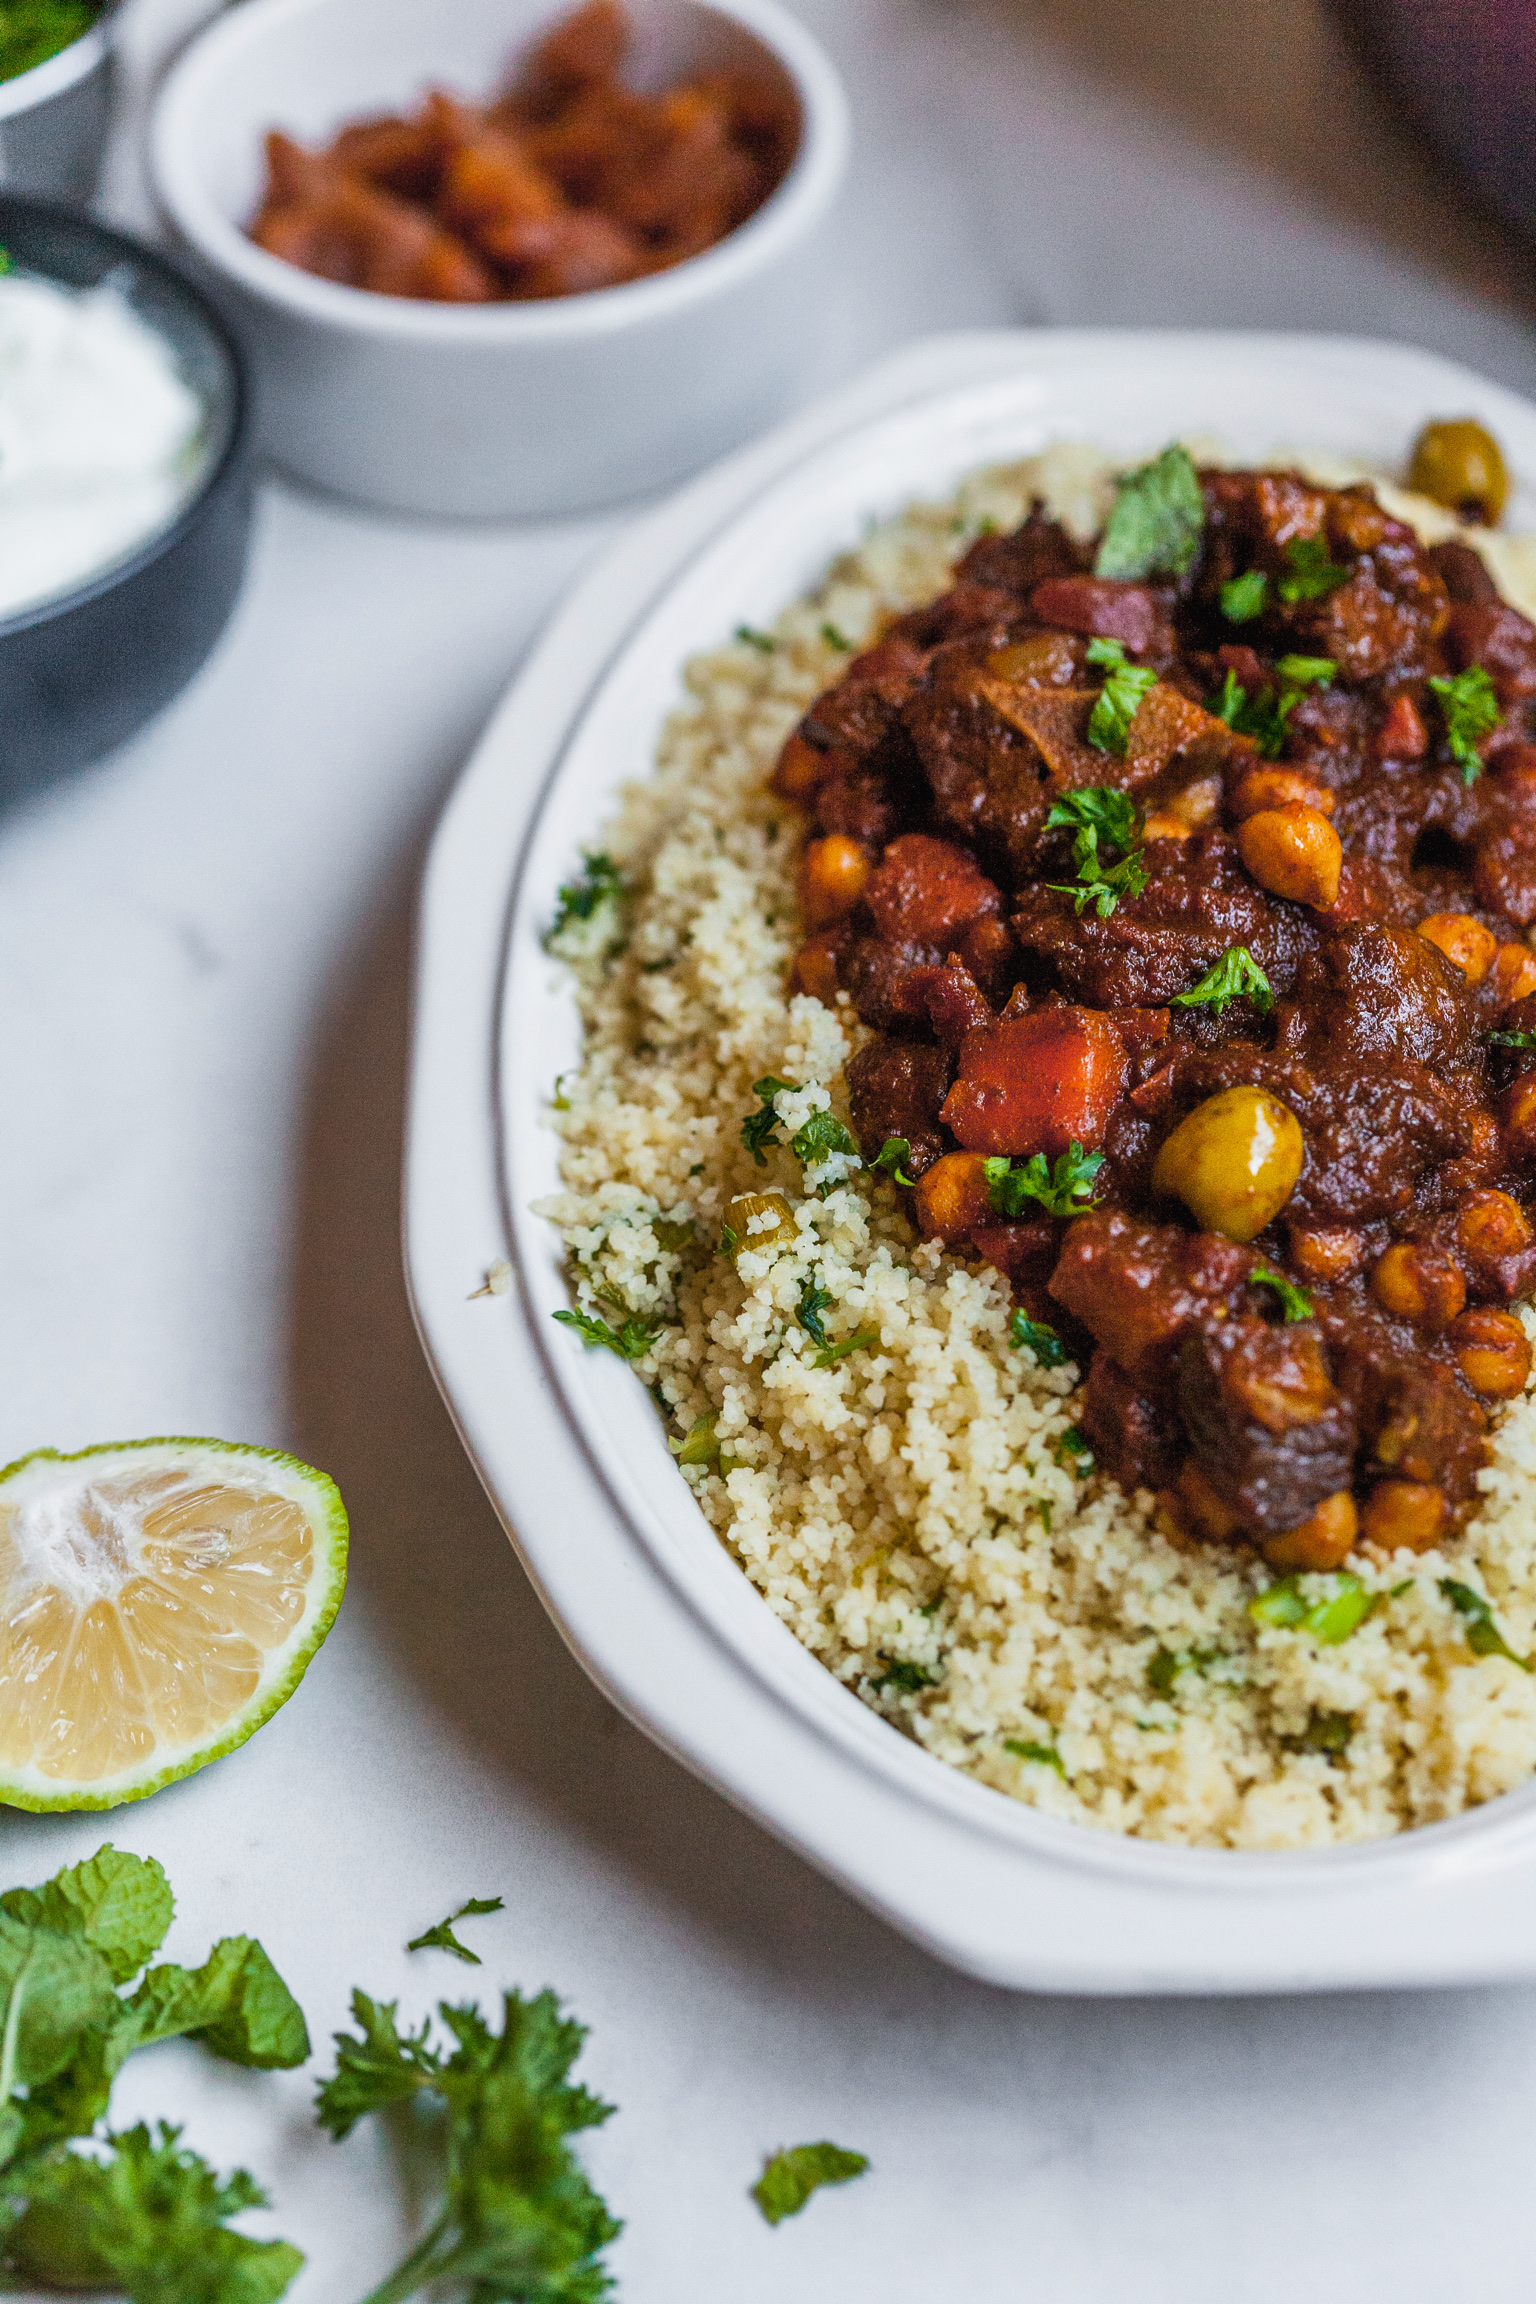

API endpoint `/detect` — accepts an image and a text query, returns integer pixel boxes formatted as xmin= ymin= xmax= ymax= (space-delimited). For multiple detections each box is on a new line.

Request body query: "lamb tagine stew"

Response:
xmin=776 ymin=445 xmax=1536 ymax=1573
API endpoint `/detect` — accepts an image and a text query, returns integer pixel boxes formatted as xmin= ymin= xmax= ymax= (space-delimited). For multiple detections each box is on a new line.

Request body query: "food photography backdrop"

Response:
xmin=7 ymin=0 xmax=1536 ymax=2294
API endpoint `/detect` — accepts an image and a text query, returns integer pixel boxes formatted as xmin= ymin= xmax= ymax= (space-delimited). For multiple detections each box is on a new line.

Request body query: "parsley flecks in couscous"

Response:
xmin=538 ymin=443 xmax=1536 ymax=1849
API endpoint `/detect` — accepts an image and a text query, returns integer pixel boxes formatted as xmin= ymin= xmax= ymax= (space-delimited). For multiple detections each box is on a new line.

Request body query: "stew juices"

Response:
xmin=777 ymin=449 xmax=1536 ymax=1573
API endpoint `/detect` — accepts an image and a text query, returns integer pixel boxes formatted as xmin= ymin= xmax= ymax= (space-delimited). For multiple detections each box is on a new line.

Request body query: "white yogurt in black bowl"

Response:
xmin=0 ymin=198 xmax=253 ymax=800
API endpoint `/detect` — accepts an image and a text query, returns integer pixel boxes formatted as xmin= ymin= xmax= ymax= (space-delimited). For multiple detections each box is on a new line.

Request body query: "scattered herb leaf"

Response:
xmin=870 ymin=1659 xmax=938 ymax=1697
xmin=1440 ymin=1578 xmax=1533 ymax=1670
xmin=794 ymin=1273 xmax=835 ymax=1350
xmin=735 ymin=625 xmax=776 ymax=652
xmin=671 ymin=1414 xmax=721 ymax=1468
xmin=984 ymin=1143 xmax=1104 ymax=1219
xmin=813 ymin=1327 xmax=878 ymax=1369
xmin=873 ymin=1135 xmax=917 ymax=1187
xmin=553 ymin=1307 xmax=664 ymax=1362
xmin=1221 ymin=569 xmax=1268 ymax=622
xmin=1276 ymin=533 xmax=1351 ymax=602
xmin=1274 ymin=653 xmax=1337 ymax=688
xmin=1054 ymin=1426 xmax=1094 ymax=1474
xmin=1094 ymin=444 xmax=1204 ymax=580
xmin=546 ymin=854 xmax=624 ymax=948
xmin=820 ymin=622 xmax=851 ymax=650
xmin=752 ymin=2142 xmax=870 ymax=2227
xmin=1250 ymin=1571 xmax=1376 ymax=1644
xmin=1251 ymin=1266 xmax=1315 ymax=1322
xmin=1085 ymin=636 xmax=1160 ymax=756
xmin=1488 ymin=1029 xmax=1536 ymax=1050
xmin=1044 ymin=784 xmax=1149 ymax=915
xmin=1009 ymin=1313 xmax=1070 ymax=1367
xmin=1147 ymin=1644 xmax=1229 ymax=1695
xmin=1170 ymin=944 xmax=1275 ymax=1018
xmin=1003 ymin=1738 xmax=1066 ymax=1775
xmin=1285 ymin=1707 xmax=1355 ymax=1758
xmin=741 ymin=1077 xmax=794 ymax=1165
xmin=407 ymin=1899 xmax=505 ymax=1968
xmin=790 ymin=1109 xmax=859 ymax=1169
xmin=1429 ymin=665 xmax=1502 ymax=784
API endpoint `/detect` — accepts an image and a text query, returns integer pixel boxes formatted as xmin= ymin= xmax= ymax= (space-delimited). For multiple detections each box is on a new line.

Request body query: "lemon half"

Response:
xmin=0 ymin=1438 xmax=348 ymax=1811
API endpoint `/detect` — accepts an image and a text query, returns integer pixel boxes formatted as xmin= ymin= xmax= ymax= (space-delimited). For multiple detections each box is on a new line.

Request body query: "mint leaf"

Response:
xmin=3 ymin=2121 xmax=302 ymax=2304
xmin=0 ymin=1848 xmax=174 ymax=1987
xmin=123 ymin=1938 xmax=310 ymax=2071
xmin=1094 ymin=445 xmax=1204 ymax=579
xmin=753 ymin=2141 xmax=870 ymax=2226
xmin=408 ymin=1898 xmax=505 ymax=1967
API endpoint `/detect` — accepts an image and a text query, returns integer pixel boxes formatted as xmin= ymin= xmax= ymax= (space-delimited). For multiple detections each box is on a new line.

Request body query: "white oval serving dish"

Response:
xmin=406 ymin=328 xmax=1536 ymax=1991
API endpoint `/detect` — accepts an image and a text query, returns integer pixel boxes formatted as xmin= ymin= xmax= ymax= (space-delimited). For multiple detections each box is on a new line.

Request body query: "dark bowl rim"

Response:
xmin=0 ymin=194 xmax=251 ymax=641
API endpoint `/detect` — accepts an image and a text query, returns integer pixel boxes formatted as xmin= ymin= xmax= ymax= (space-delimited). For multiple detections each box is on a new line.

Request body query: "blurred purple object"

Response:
xmin=1338 ymin=0 xmax=1536 ymax=242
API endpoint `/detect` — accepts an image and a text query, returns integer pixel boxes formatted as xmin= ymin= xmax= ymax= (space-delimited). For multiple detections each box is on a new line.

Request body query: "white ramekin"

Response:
xmin=148 ymin=0 xmax=850 ymax=518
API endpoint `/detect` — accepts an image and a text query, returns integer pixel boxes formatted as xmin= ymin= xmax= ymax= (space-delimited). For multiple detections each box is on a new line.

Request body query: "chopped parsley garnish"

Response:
xmin=407 ymin=1897 xmax=505 ymax=1966
xmin=1170 ymin=944 xmax=1275 ymax=1018
xmin=734 ymin=624 xmax=776 ymax=652
xmin=1250 ymin=1571 xmax=1376 ymax=1644
xmin=871 ymin=1659 xmax=939 ymax=1696
xmin=790 ymin=1108 xmax=859 ymax=1168
xmin=1054 ymin=1426 xmax=1094 ymax=1473
xmin=873 ymin=1135 xmax=917 ymax=1186
xmin=1428 ymin=665 xmax=1501 ymax=784
xmin=814 ymin=1327 xmax=879 ymax=1369
xmin=1251 ymin=1266 xmax=1315 ymax=1321
xmin=546 ymin=852 xmax=624 ymax=946
xmin=1276 ymin=533 xmax=1351 ymax=602
xmin=1275 ymin=653 xmax=1337 ymax=688
xmin=820 ymin=622 xmax=852 ymax=650
xmin=1285 ymin=1707 xmax=1355 ymax=1758
xmin=316 ymin=1983 xmax=620 ymax=2301
xmin=794 ymin=1273 xmax=835 ymax=1350
xmin=1439 ymin=1578 xmax=1532 ymax=1670
xmin=1147 ymin=1644 xmax=1231 ymax=1695
xmin=553 ymin=1307 xmax=664 ymax=1361
xmin=1009 ymin=1312 xmax=1071 ymax=1367
xmin=1208 ymin=658 xmax=1331 ymax=760
xmin=1221 ymin=568 xmax=1268 ymax=622
xmin=1085 ymin=636 xmax=1160 ymax=755
xmin=1094 ymin=444 xmax=1205 ymax=580
xmin=1044 ymin=784 xmax=1149 ymax=916
xmin=984 ymin=1143 xmax=1104 ymax=1219
xmin=1489 ymin=1029 xmax=1536 ymax=1050
xmin=1003 ymin=1737 xmax=1066 ymax=1775
xmin=753 ymin=2142 xmax=870 ymax=2226
xmin=740 ymin=1076 xmax=793 ymax=1164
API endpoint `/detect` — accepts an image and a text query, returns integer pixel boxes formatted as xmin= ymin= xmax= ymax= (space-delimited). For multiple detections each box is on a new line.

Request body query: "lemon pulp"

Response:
xmin=0 ymin=1439 xmax=347 ymax=1810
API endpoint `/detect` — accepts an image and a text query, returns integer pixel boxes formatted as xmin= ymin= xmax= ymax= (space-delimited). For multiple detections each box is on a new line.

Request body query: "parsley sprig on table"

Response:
xmin=1094 ymin=444 xmax=1204 ymax=579
xmin=1429 ymin=666 xmax=1501 ymax=784
xmin=408 ymin=1898 xmax=506 ymax=1967
xmin=1044 ymin=785 xmax=1149 ymax=917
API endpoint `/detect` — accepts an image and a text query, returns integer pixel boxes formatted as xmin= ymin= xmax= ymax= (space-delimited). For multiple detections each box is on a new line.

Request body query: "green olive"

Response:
xmin=1408 ymin=418 xmax=1509 ymax=526
xmin=1151 ymin=1086 xmax=1304 ymax=1243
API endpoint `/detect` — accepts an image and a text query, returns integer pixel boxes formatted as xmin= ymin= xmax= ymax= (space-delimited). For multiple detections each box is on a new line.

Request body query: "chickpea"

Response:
xmin=723 ymin=1192 xmax=797 ymax=1258
xmin=1500 ymin=1072 xmax=1536 ymax=1164
xmin=1288 ymin=1226 xmax=1368 ymax=1283
xmin=1230 ymin=767 xmax=1335 ymax=822
xmin=1263 ymin=1491 xmax=1359 ymax=1573
xmin=1360 ymin=1479 xmax=1446 ymax=1555
xmin=1151 ymin=1086 xmax=1305 ymax=1243
xmin=1369 ymin=1241 xmax=1467 ymax=1329
xmin=1159 ymin=774 xmax=1224 ymax=833
xmin=1408 ymin=417 xmax=1509 ymax=525
xmin=1492 ymin=941 xmax=1536 ymax=1007
xmin=789 ymin=932 xmax=841 ymax=1007
xmin=770 ymin=730 xmax=831 ymax=802
xmin=1236 ymin=804 xmax=1343 ymax=910
xmin=797 ymin=834 xmax=870 ymax=929
xmin=1457 ymin=1188 xmax=1534 ymax=1266
xmin=1449 ymin=1307 xmax=1533 ymax=1399
xmin=1416 ymin=912 xmax=1498 ymax=985
xmin=913 ymin=1151 xmax=994 ymax=1244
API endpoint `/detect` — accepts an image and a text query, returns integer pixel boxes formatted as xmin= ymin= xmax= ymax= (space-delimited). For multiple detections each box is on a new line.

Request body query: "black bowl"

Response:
xmin=0 ymin=198 xmax=253 ymax=802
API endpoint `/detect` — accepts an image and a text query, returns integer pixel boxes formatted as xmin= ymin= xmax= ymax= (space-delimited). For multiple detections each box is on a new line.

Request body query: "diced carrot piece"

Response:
xmin=940 ymin=1008 xmax=1129 ymax=1157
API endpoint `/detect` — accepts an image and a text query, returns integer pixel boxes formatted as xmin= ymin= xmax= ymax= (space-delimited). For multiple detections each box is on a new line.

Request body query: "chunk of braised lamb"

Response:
xmin=1321 ymin=1312 xmax=1488 ymax=1509
xmin=903 ymin=961 xmax=995 ymax=1049
xmin=844 ymin=1038 xmax=953 ymax=1175
xmin=1010 ymin=830 xmax=1306 ymax=1009
xmin=1273 ymin=925 xmax=1476 ymax=1071
xmin=862 ymin=832 xmax=1000 ymax=946
xmin=1471 ymin=747 xmax=1536 ymax=925
xmin=1048 ymin=1211 xmax=1254 ymax=1392
xmin=954 ymin=506 xmax=1086 ymax=597
xmin=984 ymin=683 xmax=1227 ymax=800
xmin=1080 ymin=1351 xmax=1183 ymax=1495
xmin=1431 ymin=540 xmax=1500 ymax=606
xmin=1443 ymin=599 xmax=1536 ymax=709
xmin=1291 ymin=523 xmax=1446 ymax=685
xmin=1176 ymin=1316 xmax=1357 ymax=1537
xmin=837 ymin=933 xmax=936 ymax=1030
xmin=890 ymin=582 xmax=1021 ymax=649
xmin=811 ymin=728 xmax=927 ymax=849
xmin=797 ymin=632 xmax=929 ymax=760
xmin=902 ymin=643 xmax=1055 ymax=879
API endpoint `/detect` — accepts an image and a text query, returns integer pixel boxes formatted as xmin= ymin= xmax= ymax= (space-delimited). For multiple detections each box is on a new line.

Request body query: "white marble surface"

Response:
xmin=7 ymin=1 xmax=1536 ymax=2295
